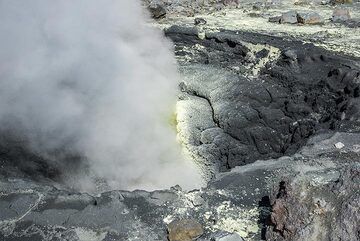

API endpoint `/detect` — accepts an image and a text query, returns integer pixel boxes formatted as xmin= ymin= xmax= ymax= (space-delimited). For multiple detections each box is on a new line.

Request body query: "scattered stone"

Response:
xmin=297 ymin=12 xmax=324 ymax=24
xmin=335 ymin=142 xmax=345 ymax=149
xmin=211 ymin=231 xmax=245 ymax=241
xmin=283 ymin=50 xmax=298 ymax=60
xmin=193 ymin=195 xmax=205 ymax=207
xmin=256 ymin=48 xmax=270 ymax=59
xmin=269 ymin=16 xmax=281 ymax=23
xmin=165 ymin=25 xmax=199 ymax=36
xmin=214 ymin=3 xmax=224 ymax=11
xmin=342 ymin=18 xmax=360 ymax=28
xmin=170 ymin=184 xmax=182 ymax=192
xmin=223 ymin=0 xmax=240 ymax=7
xmin=249 ymin=12 xmax=262 ymax=18
xmin=353 ymin=144 xmax=360 ymax=152
xmin=252 ymin=3 xmax=262 ymax=11
xmin=198 ymin=30 xmax=206 ymax=40
xmin=270 ymin=11 xmax=300 ymax=24
xmin=321 ymin=0 xmax=331 ymax=5
xmin=245 ymin=52 xmax=257 ymax=63
xmin=170 ymin=5 xmax=195 ymax=17
xmin=148 ymin=3 xmax=166 ymax=19
xmin=332 ymin=8 xmax=351 ymax=22
xmin=269 ymin=0 xmax=282 ymax=5
xmin=194 ymin=18 xmax=207 ymax=26
xmin=330 ymin=0 xmax=353 ymax=4
xmin=167 ymin=219 xmax=204 ymax=241
xmin=280 ymin=11 xmax=298 ymax=24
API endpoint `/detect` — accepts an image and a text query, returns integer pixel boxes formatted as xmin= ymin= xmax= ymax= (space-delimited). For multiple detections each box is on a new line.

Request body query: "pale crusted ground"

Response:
xmin=157 ymin=0 xmax=360 ymax=57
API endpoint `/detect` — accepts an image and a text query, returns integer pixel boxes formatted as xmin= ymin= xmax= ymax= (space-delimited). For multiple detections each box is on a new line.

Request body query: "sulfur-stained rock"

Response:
xmin=168 ymin=219 xmax=204 ymax=241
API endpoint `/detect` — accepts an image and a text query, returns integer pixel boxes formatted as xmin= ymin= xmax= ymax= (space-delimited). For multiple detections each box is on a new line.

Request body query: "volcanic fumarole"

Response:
xmin=0 ymin=0 xmax=203 ymax=191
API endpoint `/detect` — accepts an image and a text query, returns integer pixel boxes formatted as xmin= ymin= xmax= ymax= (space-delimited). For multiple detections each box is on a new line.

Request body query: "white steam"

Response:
xmin=0 ymin=0 xmax=202 ymax=191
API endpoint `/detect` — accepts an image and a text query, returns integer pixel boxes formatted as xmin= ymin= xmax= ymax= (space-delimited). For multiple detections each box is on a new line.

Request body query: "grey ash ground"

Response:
xmin=1 ymin=1 xmax=360 ymax=241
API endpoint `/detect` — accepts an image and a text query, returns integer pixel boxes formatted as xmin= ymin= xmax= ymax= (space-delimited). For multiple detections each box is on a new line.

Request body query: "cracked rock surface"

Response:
xmin=1 ymin=132 xmax=359 ymax=240
xmin=169 ymin=26 xmax=360 ymax=173
xmin=1 ymin=1 xmax=360 ymax=240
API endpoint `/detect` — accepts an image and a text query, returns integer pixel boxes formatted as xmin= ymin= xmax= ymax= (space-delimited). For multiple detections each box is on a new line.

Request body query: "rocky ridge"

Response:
xmin=1 ymin=132 xmax=358 ymax=240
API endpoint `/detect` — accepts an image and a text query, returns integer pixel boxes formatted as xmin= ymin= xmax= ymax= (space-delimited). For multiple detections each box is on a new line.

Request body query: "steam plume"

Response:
xmin=0 ymin=0 xmax=202 ymax=191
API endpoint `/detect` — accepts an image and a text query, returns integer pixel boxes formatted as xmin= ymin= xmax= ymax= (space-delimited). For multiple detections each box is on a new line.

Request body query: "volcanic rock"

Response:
xmin=269 ymin=11 xmax=298 ymax=24
xmin=268 ymin=16 xmax=282 ymax=23
xmin=167 ymin=219 xmax=204 ymax=241
xmin=252 ymin=4 xmax=262 ymax=11
xmin=1 ymin=132 xmax=359 ymax=240
xmin=166 ymin=25 xmax=360 ymax=170
xmin=195 ymin=17 xmax=207 ymax=26
xmin=1 ymin=3 xmax=360 ymax=240
xmin=148 ymin=3 xmax=166 ymax=19
xmin=211 ymin=231 xmax=245 ymax=241
xmin=332 ymin=8 xmax=351 ymax=22
xmin=334 ymin=141 xmax=345 ymax=149
xmin=266 ymin=158 xmax=360 ymax=241
xmin=280 ymin=11 xmax=298 ymax=24
xmin=222 ymin=0 xmax=240 ymax=7
xmin=330 ymin=0 xmax=353 ymax=4
xmin=297 ymin=12 xmax=324 ymax=24
xmin=283 ymin=49 xmax=298 ymax=60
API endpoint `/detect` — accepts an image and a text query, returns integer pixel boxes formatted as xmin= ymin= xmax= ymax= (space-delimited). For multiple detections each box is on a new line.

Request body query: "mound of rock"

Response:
xmin=166 ymin=25 xmax=360 ymax=172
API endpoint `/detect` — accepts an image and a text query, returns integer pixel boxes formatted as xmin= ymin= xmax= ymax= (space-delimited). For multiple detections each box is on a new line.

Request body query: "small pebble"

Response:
xmin=334 ymin=142 xmax=345 ymax=149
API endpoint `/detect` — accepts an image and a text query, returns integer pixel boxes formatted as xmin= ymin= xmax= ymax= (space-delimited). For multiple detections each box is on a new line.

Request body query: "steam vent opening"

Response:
xmin=1 ymin=1 xmax=360 ymax=241
xmin=0 ymin=0 xmax=205 ymax=193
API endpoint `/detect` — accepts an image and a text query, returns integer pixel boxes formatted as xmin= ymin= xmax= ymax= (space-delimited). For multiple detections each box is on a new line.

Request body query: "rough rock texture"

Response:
xmin=2 ymin=27 xmax=358 ymax=240
xmin=330 ymin=0 xmax=353 ymax=4
xmin=332 ymin=8 xmax=351 ymax=22
xmin=266 ymin=133 xmax=360 ymax=241
xmin=168 ymin=219 xmax=204 ymax=241
xmin=148 ymin=3 xmax=167 ymax=19
xmin=1 ymin=132 xmax=359 ymax=240
xmin=279 ymin=11 xmax=299 ymax=24
xmin=270 ymin=11 xmax=325 ymax=24
xmin=142 ymin=0 xmax=241 ymax=17
xmin=1 ymin=1 xmax=360 ymax=240
xmin=166 ymin=25 xmax=360 ymax=173
xmin=195 ymin=17 xmax=207 ymax=26
xmin=281 ymin=11 xmax=298 ymax=23
xmin=211 ymin=232 xmax=245 ymax=240
xmin=296 ymin=12 xmax=324 ymax=24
